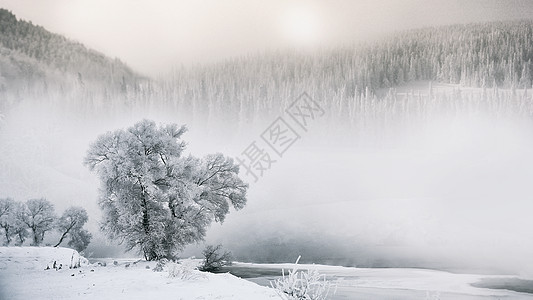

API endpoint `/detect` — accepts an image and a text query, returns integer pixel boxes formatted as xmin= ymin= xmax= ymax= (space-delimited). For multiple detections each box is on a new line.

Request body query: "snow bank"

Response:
xmin=0 ymin=246 xmax=89 ymax=271
xmin=0 ymin=247 xmax=278 ymax=300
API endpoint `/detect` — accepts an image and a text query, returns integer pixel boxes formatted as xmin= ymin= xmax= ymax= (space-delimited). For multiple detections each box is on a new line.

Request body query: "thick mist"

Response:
xmin=197 ymin=113 xmax=533 ymax=275
xmin=2 ymin=94 xmax=533 ymax=275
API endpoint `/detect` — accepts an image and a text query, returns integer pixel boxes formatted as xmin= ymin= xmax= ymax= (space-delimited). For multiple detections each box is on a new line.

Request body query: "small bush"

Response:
xmin=270 ymin=256 xmax=334 ymax=300
xmin=153 ymin=258 xmax=168 ymax=272
xmin=167 ymin=262 xmax=182 ymax=278
xmin=167 ymin=259 xmax=205 ymax=280
xmin=199 ymin=244 xmax=232 ymax=272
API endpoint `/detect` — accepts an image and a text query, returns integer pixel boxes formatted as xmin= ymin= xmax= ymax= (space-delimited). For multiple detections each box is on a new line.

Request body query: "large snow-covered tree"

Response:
xmin=84 ymin=120 xmax=248 ymax=260
xmin=54 ymin=206 xmax=92 ymax=252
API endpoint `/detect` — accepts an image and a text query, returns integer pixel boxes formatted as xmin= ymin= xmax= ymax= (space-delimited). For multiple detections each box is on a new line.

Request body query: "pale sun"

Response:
xmin=281 ymin=6 xmax=322 ymax=47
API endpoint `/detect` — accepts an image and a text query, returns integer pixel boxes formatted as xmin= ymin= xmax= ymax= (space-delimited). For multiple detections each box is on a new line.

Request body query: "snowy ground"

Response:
xmin=0 ymin=247 xmax=277 ymax=300
xmin=2 ymin=247 xmax=533 ymax=299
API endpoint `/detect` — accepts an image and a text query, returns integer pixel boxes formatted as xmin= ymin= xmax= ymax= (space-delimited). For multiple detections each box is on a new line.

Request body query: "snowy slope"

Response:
xmin=0 ymin=246 xmax=89 ymax=271
xmin=0 ymin=247 xmax=278 ymax=300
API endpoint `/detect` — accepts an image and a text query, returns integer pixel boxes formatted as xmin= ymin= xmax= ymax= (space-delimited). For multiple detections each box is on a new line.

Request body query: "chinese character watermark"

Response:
xmin=236 ymin=92 xmax=324 ymax=182
xmin=286 ymin=92 xmax=325 ymax=131
xmin=235 ymin=141 xmax=277 ymax=182
xmin=260 ymin=117 xmax=300 ymax=157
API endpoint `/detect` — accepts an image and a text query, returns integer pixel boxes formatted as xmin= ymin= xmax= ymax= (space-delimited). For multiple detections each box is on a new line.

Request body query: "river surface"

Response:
xmin=216 ymin=263 xmax=533 ymax=299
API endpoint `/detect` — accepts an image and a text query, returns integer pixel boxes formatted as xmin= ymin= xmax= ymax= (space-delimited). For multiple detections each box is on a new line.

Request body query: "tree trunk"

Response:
xmin=54 ymin=231 xmax=69 ymax=247
xmin=142 ymin=204 xmax=150 ymax=235
xmin=55 ymin=223 xmax=75 ymax=247
xmin=16 ymin=232 xmax=24 ymax=245
xmin=139 ymin=183 xmax=156 ymax=260
xmin=3 ymin=226 xmax=11 ymax=246
xmin=31 ymin=227 xmax=39 ymax=246
xmin=139 ymin=180 xmax=150 ymax=235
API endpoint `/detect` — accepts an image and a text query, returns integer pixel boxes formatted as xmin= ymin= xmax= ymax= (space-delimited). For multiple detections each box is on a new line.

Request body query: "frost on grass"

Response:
xmin=167 ymin=259 xmax=205 ymax=280
xmin=153 ymin=257 xmax=205 ymax=280
xmin=153 ymin=258 xmax=168 ymax=272
xmin=270 ymin=256 xmax=335 ymax=300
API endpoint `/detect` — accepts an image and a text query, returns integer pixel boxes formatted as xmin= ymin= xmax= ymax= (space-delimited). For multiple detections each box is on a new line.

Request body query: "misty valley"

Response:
xmin=1 ymin=3 xmax=533 ymax=300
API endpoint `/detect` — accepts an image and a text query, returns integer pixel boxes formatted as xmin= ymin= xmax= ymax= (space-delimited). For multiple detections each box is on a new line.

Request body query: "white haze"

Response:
xmin=197 ymin=112 xmax=533 ymax=275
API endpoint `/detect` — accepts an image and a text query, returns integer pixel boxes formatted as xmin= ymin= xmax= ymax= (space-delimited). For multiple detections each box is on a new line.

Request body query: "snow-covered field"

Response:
xmin=0 ymin=247 xmax=277 ymax=300
xmin=2 ymin=247 xmax=533 ymax=299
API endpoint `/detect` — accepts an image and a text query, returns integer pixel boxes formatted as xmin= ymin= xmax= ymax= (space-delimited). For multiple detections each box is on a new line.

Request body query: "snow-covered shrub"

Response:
xmin=153 ymin=258 xmax=168 ymax=272
xmin=167 ymin=259 xmax=204 ymax=280
xmin=198 ymin=245 xmax=232 ymax=272
xmin=270 ymin=256 xmax=334 ymax=300
xmin=199 ymin=244 xmax=232 ymax=272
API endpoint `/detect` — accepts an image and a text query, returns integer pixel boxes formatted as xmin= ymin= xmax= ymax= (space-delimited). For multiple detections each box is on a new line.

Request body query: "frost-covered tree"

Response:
xmin=12 ymin=202 xmax=29 ymax=245
xmin=54 ymin=206 xmax=92 ymax=252
xmin=0 ymin=198 xmax=16 ymax=245
xmin=68 ymin=229 xmax=92 ymax=252
xmin=21 ymin=198 xmax=56 ymax=246
xmin=84 ymin=120 xmax=248 ymax=260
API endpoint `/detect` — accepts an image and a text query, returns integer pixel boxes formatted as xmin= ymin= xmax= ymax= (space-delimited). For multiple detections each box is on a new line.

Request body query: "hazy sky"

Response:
xmin=1 ymin=0 xmax=533 ymax=75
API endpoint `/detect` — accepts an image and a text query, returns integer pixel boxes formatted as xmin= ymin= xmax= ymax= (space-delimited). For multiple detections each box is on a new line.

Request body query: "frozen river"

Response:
xmin=219 ymin=263 xmax=533 ymax=299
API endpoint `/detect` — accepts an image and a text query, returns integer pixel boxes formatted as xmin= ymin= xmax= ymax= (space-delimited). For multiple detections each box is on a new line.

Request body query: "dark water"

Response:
xmin=472 ymin=278 xmax=533 ymax=294
xmin=215 ymin=265 xmax=283 ymax=279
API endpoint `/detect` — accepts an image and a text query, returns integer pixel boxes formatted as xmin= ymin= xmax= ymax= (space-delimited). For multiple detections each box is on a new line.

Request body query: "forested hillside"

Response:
xmin=156 ymin=21 xmax=533 ymax=126
xmin=1 ymin=8 xmax=532 ymax=127
xmin=0 ymin=9 xmax=141 ymax=104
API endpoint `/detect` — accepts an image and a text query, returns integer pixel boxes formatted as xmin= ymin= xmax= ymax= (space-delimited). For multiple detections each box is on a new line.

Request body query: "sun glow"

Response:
xmin=281 ymin=5 xmax=322 ymax=47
